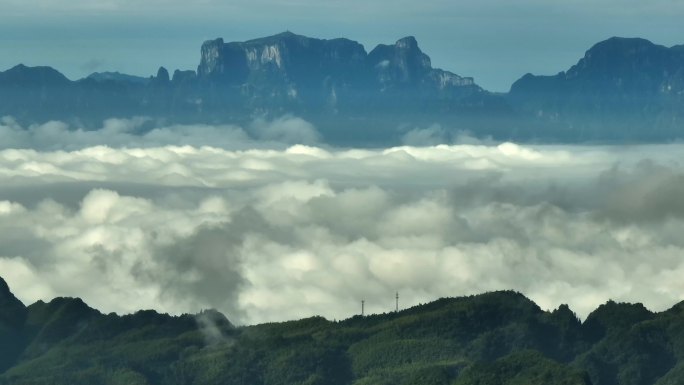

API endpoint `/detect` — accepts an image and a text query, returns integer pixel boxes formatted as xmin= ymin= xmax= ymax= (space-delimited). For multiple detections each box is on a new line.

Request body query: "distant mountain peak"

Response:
xmin=86 ymin=71 xmax=150 ymax=85
xmin=271 ymin=30 xmax=301 ymax=39
xmin=275 ymin=30 xmax=297 ymax=36
xmin=368 ymin=35 xmax=435 ymax=86
xmin=582 ymin=36 xmax=665 ymax=60
xmin=595 ymin=36 xmax=655 ymax=46
xmin=244 ymin=30 xmax=302 ymax=44
xmin=193 ymin=31 xmax=481 ymax=105
xmin=0 ymin=63 xmax=71 ymax=85
xmin=509 ymin=35 xmax=684 ymax=130
xmin=395 ymin=36 xmax=419 ymax=49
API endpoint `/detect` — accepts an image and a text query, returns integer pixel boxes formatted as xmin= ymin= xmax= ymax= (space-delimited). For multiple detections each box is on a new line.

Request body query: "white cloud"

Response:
xmin=249 ymin=115 xmax=321 ymax=145
xmin=2 ymin=119 xmax=684 ymax=324
xmin=0 ymin=116 xmax=318 ymax=151
xmin=401 ymin=124 xmax=448 ymax=146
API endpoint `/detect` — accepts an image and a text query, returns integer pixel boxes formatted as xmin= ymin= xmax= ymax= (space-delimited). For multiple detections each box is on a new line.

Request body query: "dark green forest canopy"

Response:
xmin=2 ymin=275 xmax=684 ymax=385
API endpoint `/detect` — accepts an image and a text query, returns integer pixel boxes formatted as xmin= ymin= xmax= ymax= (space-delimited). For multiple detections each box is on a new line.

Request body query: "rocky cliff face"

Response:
xmin=508 ymin=37 xmax=684 ymax=140
xmin=366 ymin=36 xmax=473 ymax=90
xmin=198 ymin=32 xmax=372 ymax=109
xmin=512 ymin=37 xmax=684 ymax=97
xmin=8 ymin=33 xmax=684 ymax=143
xmin=368 ymin=36 xmax=432 ymax=87
xmin=198 ymin=32 xmax=367 ymax=87
xmin=0 ymin=32 xmax=498 ymax=142
xmin=564 ymin=37 xmax=684 ymax=90
xmin=509 ymin=37 xmax=684 ymax=138
xmin=195 ymin=32 xmax=482 ymax=110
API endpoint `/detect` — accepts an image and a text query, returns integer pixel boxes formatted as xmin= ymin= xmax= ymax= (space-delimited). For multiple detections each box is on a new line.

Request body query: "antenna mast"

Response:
xmin=361 ymin=300 xmax=365 ymax=316
xmin=395 ymin=292 xmax=399 ymax=312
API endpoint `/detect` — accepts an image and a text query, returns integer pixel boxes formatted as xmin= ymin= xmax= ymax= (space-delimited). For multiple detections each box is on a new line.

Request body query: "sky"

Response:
xmin=2 ymin=117 xmax=684 ymax=324
xmin=0 ymin=0 xmax=683 ymax=91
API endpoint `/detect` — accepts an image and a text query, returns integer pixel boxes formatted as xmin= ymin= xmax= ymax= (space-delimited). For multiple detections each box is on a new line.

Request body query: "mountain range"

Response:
xmin=0 ymin=32 xmax=683 ymax=145
xmin=3 ymin=276 xmax=684 ymax=385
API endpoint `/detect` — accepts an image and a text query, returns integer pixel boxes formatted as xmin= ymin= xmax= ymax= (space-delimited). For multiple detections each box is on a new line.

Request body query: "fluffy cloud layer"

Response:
xmin=1 ymin=118 xmax=684 ymax=324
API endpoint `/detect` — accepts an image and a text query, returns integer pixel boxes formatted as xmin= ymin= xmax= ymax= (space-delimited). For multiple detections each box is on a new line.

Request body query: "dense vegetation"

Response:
xmin=2 ymin=276 xmax=684 ymax=385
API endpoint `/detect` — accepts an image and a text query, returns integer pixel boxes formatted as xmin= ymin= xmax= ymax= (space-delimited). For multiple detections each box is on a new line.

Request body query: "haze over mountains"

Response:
xmin=0 ymin=32 xmax=683 ymax=145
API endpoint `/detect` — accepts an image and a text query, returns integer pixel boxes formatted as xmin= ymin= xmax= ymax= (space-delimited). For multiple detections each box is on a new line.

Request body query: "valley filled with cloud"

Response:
xmin=1 ymin=117 xmax=683 ymax=325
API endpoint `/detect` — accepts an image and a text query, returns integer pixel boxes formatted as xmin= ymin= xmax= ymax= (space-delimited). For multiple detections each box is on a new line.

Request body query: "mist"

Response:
xmin=1 ymin=117 xmax=684 ymax=324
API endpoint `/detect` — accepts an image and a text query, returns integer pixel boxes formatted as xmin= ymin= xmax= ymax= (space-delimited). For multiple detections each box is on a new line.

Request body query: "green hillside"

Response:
xmin=1 ymin=276 xmax=683 ymax=385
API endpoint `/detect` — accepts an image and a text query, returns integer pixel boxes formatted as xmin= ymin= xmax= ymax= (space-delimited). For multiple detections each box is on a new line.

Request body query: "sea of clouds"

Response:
xmin=1 ymin=116 xmax=684 ymax=324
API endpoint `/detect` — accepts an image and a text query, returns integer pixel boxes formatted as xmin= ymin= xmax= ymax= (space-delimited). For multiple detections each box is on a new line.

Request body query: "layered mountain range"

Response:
xmin=3 ymin=275 xmax=684 ymax=384
xmin=0 ymin=32 xmax=683 ymax=144
xmin=196 ymin=33 xmax=484 ymax=112
xmin=509 ymin=37 xmax=684 ymax=141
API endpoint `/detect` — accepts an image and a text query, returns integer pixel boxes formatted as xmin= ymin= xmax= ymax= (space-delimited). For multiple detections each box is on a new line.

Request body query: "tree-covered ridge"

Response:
xmin=1 ymin=276 xmax=684 ymax=385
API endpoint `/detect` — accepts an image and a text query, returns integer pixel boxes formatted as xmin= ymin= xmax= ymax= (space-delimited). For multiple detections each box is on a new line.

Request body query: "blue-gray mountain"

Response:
xmin=196 ymin=33 xmax=479 ymax=109
xmin=0 ymin=33 xmax=683 ymax=145
xmin=509 ymin=37 xmax=684 ymax=141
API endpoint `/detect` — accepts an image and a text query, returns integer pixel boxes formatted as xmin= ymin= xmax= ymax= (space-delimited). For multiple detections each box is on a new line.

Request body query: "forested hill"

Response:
xmin=2 ymin=275 xmax=684 ymax=385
